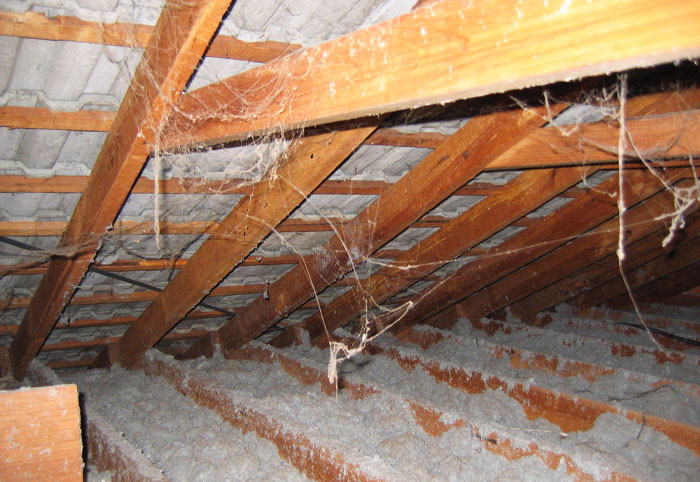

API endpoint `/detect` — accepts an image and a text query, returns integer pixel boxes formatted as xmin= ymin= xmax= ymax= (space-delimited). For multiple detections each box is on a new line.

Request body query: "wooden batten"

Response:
xmin=0 ymin=10 xmax=299 ymax=63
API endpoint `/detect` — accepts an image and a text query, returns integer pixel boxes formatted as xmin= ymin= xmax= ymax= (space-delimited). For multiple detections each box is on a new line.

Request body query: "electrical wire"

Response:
xmin=0 ymin=236 xmax=236 ymax=317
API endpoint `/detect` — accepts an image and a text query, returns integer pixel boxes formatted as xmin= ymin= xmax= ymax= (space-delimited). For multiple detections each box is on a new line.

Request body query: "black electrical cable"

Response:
xmin=612 ymin=320 xmax=700 ymax=347
xmin=3 ymin=236 xmax=699 ymax=345
xmin=0 ymin=236 xmax=236 ymax=317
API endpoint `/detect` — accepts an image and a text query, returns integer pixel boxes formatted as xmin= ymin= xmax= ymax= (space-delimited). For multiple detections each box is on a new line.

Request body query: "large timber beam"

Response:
xmin=8 ymin=0 xmax=233 ymax=380
xmin=214 ymin=103 xmax=556 ymax=356
xmin=116 ymin=126 xmax=377 ymax=367
xmin=160 ymin=0 xmax=700 ymax=148
xmin=272 ymin=165 xmax=583 ymax=348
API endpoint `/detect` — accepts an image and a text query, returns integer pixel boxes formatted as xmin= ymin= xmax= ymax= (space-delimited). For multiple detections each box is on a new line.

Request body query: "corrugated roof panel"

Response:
xmin=117 ymin=193 xmax=245 ymax=223
xmin=0 ymin=273 xmax=44 ymax=299
xmin=331 ymin=145 xmax=432 ymax=181
xmin=291 ymin=194 xmax=378 ymax=219
xmin=219 ymin=263 xmax=295 ymax=286
xmin=380 ymin=227 xmax=438 ymax=252
xmin=96 ymin=234 xmax=209 ymax=263
xmin=253 ymin=231 xmax=335 ymax=256
xmin=0 ymin=192 xmax=79 ymax=221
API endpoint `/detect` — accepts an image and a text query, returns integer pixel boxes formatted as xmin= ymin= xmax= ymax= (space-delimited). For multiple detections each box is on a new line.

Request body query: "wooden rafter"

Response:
xmin=213 ymin=103 xmax=558 ymax=357
xmin=457 ymin=177 xmax=698 ymax=323
xmin=511 ymin=211 xmax=700 ymax=318
xmin=608 ymin=260 xmax=700 ymax=309
xmin=0 ymin=10 xmax=299 ymax=63
xmin=575 ymin=234 xmax=700 ymax=312
xmin=389 ymin=168 xmax=690 ymax=334
xmin=7 ymin=0 xmax=233 ymax=379
xmin=374 ymin=88 xmax=700 ymax=332
xmin=115 ymin=126 xmax=377 ymax=366
xmin=160 ymin=0 xmax=700 ymax=148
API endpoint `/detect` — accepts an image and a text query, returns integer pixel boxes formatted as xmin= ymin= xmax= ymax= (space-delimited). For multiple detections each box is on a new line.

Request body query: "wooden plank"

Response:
xmin=510 ymin=211 xmax=700 ymax=319
xmin=8 ymin=0 xmax=233 ymax=380
xmin=41 ymin=329 xmax=208 ymax=353
xmin=0 ymin=10 xmax=299 ymax=62
xmin=390 ymin=169 xmax=689 ymax=333
xmin=0 ymin=105 xmax=114 ymax=131
xmin=0 ymin=213 xmax=532 ymax=237
xmin=217 ymin=103 xmax=558 ymax=356
xmin=1 ymin=289 xmax=320 ymax=311
xmin=160 ymin=0 xmax=700 ymax=148
xmin=0 ymin=174 xmax=388 ymax=195
xmin=2 ymin=248 xmax=419 ymax=276
xmin=0 ymin=385 xmax=82 ymax=480
xmin=116 ymin=126 xmax=377 ymax=367
xmin=277 ymin=166 xmax=583 ymax=348
xmin=365 ymin=128 xmax=447 ymax=149
xmin=457 ymin=178 xmax=698 ymax=322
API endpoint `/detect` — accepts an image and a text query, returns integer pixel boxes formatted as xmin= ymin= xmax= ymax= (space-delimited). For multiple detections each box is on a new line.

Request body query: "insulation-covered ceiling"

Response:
xmin=0 ymin=0 xmax=698 ymax=386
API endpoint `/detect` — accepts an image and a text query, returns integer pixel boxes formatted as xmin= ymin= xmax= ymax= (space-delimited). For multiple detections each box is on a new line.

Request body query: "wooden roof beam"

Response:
xmin=214 ymin=102 xmax=559 ymax=357
xmin=115 ymin=126 xmax=377 ymax=367
xmin=458 ymin=176 xmax=698 ymax=323
xmin=379 ymin=88 xmax=700 ymax=332
xmin=608 ymin=260 xmax=700 ymax=309
xmin=7 ymin=0 xmax=233 ymax=380
xmin=513 ymin=211 xmax=700 ymax=317
xmin=0 ymin=10 xmax=299 ymax=63
xmin=160 ymin=0 xmax=700 ymax=149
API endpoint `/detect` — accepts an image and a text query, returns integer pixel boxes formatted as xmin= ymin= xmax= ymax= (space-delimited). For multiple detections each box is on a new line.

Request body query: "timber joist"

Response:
xmin=136 ymin=350 xmax=403 ymax=482
xmin=229 ymin=342 xmax=639 ymax=481
xmin=328 ymin=330 xmax=700 ymax=457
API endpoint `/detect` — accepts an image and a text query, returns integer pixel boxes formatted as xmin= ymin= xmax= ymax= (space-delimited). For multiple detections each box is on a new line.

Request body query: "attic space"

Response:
xmin=0 ymin=0 xmax=699 ymax=480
